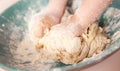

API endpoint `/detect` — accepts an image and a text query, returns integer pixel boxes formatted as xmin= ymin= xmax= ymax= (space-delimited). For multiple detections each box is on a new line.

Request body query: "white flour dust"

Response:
xmin=5 ymin=3 xmax=57 ymax=71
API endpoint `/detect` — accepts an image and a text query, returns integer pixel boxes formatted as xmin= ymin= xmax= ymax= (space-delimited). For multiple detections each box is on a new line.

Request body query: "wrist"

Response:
xmin=47 ymin=0 xmax=68 ymax=18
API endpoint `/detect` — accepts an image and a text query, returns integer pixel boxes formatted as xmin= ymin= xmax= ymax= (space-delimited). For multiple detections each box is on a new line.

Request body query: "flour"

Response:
xmin=4 ymin=2 xmax=58 ymax=70
xmin=7 ymin=5 xmax=120 ymax=71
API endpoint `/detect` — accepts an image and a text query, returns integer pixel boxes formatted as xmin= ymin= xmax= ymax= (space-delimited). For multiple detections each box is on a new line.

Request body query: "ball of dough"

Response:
xmin=36 ymin=22 xmax=110 ymax=64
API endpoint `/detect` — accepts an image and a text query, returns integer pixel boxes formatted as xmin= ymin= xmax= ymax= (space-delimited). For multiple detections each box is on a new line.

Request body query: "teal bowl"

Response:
xmin=0 ymin=0 xmax=120 ymax=71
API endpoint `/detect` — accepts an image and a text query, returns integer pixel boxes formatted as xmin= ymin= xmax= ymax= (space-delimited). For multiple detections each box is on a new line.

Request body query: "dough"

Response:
xmin=36 ymin=18 xmax=110 ymax=64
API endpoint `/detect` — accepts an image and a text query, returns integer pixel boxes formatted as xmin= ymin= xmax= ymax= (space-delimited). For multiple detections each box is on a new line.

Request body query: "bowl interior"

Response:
xmin=0 ymin=0 xmax=120 ymax=71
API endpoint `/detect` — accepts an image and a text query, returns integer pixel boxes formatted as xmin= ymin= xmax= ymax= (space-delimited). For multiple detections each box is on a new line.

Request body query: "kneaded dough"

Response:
xmin=36 ymin=18 xmax=110 ymax=64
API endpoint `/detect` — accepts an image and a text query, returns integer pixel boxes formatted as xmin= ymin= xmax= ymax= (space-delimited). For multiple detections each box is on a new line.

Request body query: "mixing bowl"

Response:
xmin=0 ymin=0 xmax=120 ymax=71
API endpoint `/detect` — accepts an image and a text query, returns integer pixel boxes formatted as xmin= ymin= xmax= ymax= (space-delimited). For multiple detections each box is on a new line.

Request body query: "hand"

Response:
xmin=28 ymin=0 xmax=68 ymax=44
xmin=66 ymin=0 xmax=113 ymax=36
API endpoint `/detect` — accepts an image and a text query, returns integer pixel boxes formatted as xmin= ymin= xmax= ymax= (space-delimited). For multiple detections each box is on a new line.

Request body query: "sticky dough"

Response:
xmin=36 ymin=16 xmax=110 ymax=64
